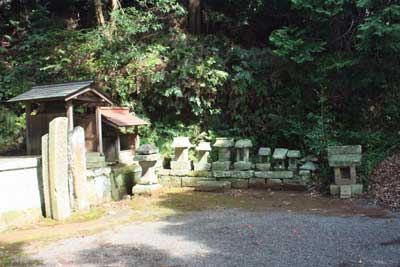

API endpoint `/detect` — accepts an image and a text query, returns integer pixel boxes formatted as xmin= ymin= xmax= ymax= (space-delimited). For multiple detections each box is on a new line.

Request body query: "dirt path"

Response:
xmin=1 ymin=189 xmax=396 ymax=267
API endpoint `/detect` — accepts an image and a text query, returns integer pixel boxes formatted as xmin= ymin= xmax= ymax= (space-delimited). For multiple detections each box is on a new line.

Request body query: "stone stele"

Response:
xmin=48 ymin=117 xmax=71 ymax=220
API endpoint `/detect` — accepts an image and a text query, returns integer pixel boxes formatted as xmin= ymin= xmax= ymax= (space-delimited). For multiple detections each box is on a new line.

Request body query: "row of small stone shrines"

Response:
xmin=157 ymin=137 xmax=317 ymax=191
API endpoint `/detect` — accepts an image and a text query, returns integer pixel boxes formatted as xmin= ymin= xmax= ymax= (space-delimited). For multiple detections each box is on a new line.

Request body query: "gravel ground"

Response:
xmin=27 ymin=209 xmax=400 ymax=267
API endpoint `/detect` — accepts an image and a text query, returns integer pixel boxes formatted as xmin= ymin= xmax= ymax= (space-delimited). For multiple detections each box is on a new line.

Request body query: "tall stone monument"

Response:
xmin=194 ymin=142 xmax=212 ymax=171
xmin=170 ymin=137 xmax=192 ymax=175
xmin=132 ymin=144 xmax=162 ymax=195
xmin=48 ymin=117 xmax=71 ymax=220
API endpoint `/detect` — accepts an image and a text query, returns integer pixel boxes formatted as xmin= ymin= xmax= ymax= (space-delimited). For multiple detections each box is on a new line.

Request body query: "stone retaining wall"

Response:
xmin=158 ymin=169 xmax=311 ymax=191
xmin=0 ymin=156 xmax=43 ymax=232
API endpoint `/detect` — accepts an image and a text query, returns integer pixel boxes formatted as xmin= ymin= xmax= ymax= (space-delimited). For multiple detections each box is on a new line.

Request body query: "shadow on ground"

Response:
xmin=0 ymin=241 xmax=42 ymax=267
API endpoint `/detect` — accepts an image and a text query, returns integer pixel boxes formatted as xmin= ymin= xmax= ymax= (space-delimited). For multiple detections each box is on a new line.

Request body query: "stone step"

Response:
xmin=194 ymin=181 xmax=231 ymax=192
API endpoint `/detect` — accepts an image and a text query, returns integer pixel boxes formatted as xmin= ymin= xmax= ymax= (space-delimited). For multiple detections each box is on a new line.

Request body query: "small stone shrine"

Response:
xmin=287 ymin=150 xmax=301 ymax=171
xmin=273 ymin=148 xmax=288 ymax=170
xmin=233 ymin=139 xmax=253 ymax=170
xmin=170 ymin=137 xmax=193 ymax=175
xmin=194 ymin=142 xmax=212 ymax=171
xmin=132 ymin=144 xmax=162 ymax=195
xmin=256 ymin=147 xmax=271 ymax=171
xmin=328 ymin=145 xmax=363 ymax=198
xmin=212 ymin=137 xmax=234 ymax=172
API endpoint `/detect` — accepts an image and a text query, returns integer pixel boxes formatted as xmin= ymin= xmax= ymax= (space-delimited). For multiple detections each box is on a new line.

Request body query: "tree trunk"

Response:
xmin=94 ymin=0 xmax=105 ymax=26
xmin=188 ymin=0 xmax=202 ymax=34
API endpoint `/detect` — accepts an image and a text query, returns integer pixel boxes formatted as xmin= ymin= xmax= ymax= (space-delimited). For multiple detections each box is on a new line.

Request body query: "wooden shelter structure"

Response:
xmin=8 ymin=80 xmax=148 ymax=161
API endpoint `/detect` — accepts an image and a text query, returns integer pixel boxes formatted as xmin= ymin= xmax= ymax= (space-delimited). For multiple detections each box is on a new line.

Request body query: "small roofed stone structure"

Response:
xmin=170 ymin=137 xmax=193 ymax=174
xmin=8 ymin=81 xmax=147 ymax=164
xmin=287 ymin=150 xmax=301 ymax=171
xmin=233 ymin=139 xmax=253 ymax=170
xmin=194 ymin=142 xmax=212 ymax=171
xmin=256 ymin=147 xmax=271 ymax=171
xmin=212 ymin=138 xmax=234 ymax=171
xmin=328 ymin=145 xmax=362 ymax=198
xmin=132 ymin=144 xmax=162 ymax=195
xmin=273 ymin=148 xmax=288 ymax=170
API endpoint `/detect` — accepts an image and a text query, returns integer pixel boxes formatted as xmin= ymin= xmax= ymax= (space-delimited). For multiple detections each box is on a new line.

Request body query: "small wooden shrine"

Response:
xmin=8 ymin=80 xmax=147 ymax=162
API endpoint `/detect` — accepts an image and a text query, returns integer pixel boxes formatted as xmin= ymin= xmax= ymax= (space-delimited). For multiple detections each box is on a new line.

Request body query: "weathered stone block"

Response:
xmin=170 ymin=160 xmax=192 ymax=170
xmin=182 ymin=176 xmax=216 ymax=187
xmin=111 ymin=165 xmax=140 ymax=200
xmin=213 ymin=138 xmax=234 ymax=148
xmin=212 ymin=161 xmax=231 ymax=171
xmin=255 ymin=171 xmax=293 ymax=179
xmin=170 ymin=169 xmax=191 ymax=176
xmin=134 ymin=154 xmax=159 ymax=162
xmin=351 ymin=184 xmax=363 ymax=195
xmin=233 ymin=161 xmax=252 ymax=171
xmin=340 ymin=185 xmax=352 ymax=199
xmin=193 ymin=162 xmax=211 ymax=171
xmin=231 ymin=170 xmax=254 ymax=179
xmin=159 ymin=176 xmax=182 ymax=188
xmin=194 ymin=181 xmax=231 ymax=192
xmin=220 ymin=179 xmax=248 ymax=189
xmin=330 ymin=184 xmax=340 ymax=196
xmin=282 ymin=179 xmax=307 ymax=191
xmin=266 ymin=179 xmax=282 ymax=190
xmin=41 ymin=134 xmax=52 ymax=218
xmin=158 ymin=168 xmax=171 ymax=176
xmin=70 ymin=126 xmax=89 ymax=210
xmin=212 ymin=171 xmax=232 ymax=178
xmin=187 ymin=170 xmax=213 ymax=177
xmin=255 ymin=163 xmax=271 ymax=171
xmin=249 ymin=178 xmax=266 ymax=189
xmin=218 ymin=148 xmax=232 ymax=162
xmin=132 ymin=184 xmax=162 ymax=196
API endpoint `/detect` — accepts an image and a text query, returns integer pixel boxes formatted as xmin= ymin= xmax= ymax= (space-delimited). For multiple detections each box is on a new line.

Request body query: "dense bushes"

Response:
xmin=1 ymin=0 xmax=400 ymax=186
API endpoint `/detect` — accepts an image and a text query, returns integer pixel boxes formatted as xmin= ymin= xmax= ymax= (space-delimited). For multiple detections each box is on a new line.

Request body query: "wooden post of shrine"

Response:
xmin=66 ymin=101 xmax=74 ymax=131
xmin=25 ymin=103 xmax=31 ymax=155
xmin=96 ymin=106 xmax=103 ymax=154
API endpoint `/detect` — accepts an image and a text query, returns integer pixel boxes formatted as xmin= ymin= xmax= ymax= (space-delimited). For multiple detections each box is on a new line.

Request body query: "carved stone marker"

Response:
xmin=41 ymin=134 xmax=52 ymax=218
xmin=328 ymin=145 xmax=363 ymax=198
xmin=256 ymin=147 xmax=271 ymax=171
xmin=233 ymin=139 xmax=253 ymax=170
xmin=170 ymin=137 xmax=192 ymax=174
xmin=272 ymin=148 xmax=288 ymax=170
xmin=48 ymin=117 xmax=71 ymax=220
xmin=287 ymin=150 xmax=301 ymax=171
xmin=70 ymin=126 xmax=88 ymax=210
xmin=212 ymin=137 xmax=234 ymax=171
xmin=194 ymin=142 xmax=212 ymax=171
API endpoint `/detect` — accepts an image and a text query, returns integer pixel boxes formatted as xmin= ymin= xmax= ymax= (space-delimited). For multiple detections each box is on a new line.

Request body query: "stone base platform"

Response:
xmin=194 ymin=162 xmax=211 ymax=171
xmin=330 ymin=184 xmax=363 ymax=198
xmin=212 ymin=161 xmax=231 ymax=171
xmin=158 ymin=168 xmax=309 ymax=192
xmin=194 ymin=181 xmax=231 ymax=192
xmin=233 ymin=161 xmax=252 ymax=171
xmin=132 ymin=184 xmax=162 ymax=196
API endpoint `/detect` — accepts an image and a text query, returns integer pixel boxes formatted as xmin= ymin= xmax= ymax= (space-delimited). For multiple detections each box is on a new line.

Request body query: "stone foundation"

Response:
xmin=159 ymin=168 xmax=309 ymax=191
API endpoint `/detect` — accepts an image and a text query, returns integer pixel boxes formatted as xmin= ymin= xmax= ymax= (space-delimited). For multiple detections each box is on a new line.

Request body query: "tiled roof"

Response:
xmin=8 ymin=80 xmax=94 ymax=102
xmin=101 ymin=107 xmax=148 ymax=127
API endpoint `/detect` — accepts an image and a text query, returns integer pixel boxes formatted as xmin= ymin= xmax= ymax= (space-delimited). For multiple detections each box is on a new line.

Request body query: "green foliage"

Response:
xmin=1 ymin=0 xmax=400 ymax=188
